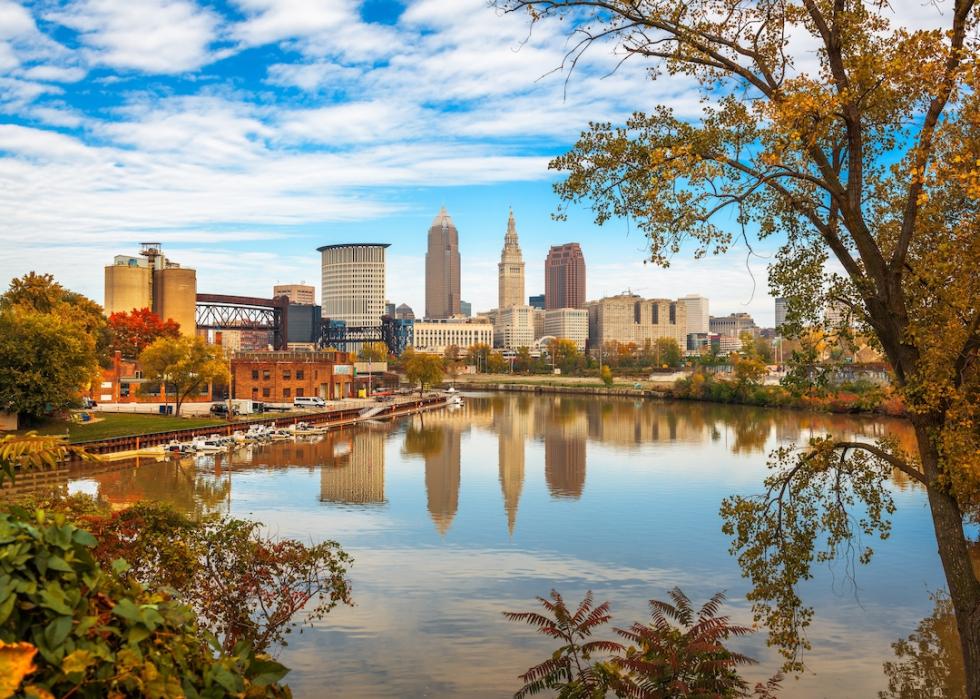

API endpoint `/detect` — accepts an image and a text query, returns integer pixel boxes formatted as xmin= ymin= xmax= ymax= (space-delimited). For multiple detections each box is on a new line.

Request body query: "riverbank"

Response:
xmin=455 ymin=373 xmax=905 ymax=417
xmin=14 ymin=394 xmax=452 ymax=456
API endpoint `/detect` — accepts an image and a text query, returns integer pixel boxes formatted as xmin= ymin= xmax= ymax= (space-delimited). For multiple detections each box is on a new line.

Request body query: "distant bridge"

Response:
xmin=195 ymin=294 xmax=289 ymax=350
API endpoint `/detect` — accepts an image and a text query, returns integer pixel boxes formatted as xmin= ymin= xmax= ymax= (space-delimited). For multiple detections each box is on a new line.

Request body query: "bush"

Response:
xmin=78 ymin=503 xmax=353 ymax=654
xmin=0 ymin=509 xmax=290 ymax=698
xmin=505 ymin=588 xmax=780 ymax=698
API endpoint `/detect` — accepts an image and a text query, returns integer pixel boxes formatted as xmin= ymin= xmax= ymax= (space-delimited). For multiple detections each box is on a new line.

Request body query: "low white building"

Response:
xmin=543 ymin=308 xmax=589 ymax=350
xmin=412 ymin=317 xmax=493 ymax=353
xmin=494 ymin=305 xmax=536 ymax=349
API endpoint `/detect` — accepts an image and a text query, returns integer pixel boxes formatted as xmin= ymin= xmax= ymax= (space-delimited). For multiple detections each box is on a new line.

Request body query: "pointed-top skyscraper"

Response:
xmin=498 ymin=208 xmax=525 ymax=309
xmin=425 ymin=207 xmax=461 ymax=319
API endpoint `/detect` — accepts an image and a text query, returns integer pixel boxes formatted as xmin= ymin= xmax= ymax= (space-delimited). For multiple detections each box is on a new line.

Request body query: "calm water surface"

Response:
xmin=69 ymin=394 xmax=951 ymax=698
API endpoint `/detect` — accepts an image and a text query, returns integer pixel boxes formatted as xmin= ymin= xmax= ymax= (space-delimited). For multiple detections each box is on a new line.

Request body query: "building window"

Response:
xmin=262 ymin=387 xmax=271 ymax=397
xmin=252 ymin=369 xmax=259 ymax=380
xmin=263 ymin=369 xmax=271 ymax=380
xmin=283 ymin=388 xmax=291 ymax=398
xmin=252 ymin=387 xmax=258 ymax=394
xmin=669 ymin=303 xmax=676 ymax=324
xmin=296 ymin=387 xmax=304 ymax=397
xmin=283 ymin=370 xmax=291 ymax=380
xmin=652 ymin=304 xmax=659 ymax=325
xmin=296 ymin=369 xmax=304 ymax=380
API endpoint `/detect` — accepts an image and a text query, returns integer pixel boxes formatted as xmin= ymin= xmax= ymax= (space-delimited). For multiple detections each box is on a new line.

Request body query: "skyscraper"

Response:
xmin=679 ymin=294 xmax=709 ymax=335
xmin=775 ymin=297 xmax=788 ymax=330
xmin=318 ymin=243 xmax=388 ymax=328
xmin=425 ymin=207 xmax=461 ymax=319
xmin=545 ymin=243 xmax=586 ymax=310
xmin=498 ymin=209 xmax=525 ymax=309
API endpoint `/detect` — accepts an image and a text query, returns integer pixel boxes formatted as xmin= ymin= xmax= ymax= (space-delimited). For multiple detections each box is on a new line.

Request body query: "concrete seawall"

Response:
xmin=455 ymin=382 xmax=673 ymax=400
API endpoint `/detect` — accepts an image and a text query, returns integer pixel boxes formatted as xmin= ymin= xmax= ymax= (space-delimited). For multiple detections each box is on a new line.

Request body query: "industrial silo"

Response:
xmin=104 ymin=262 xmax=152 ymax=315
xmin=153 ymin=266 xmax=197 ymax=337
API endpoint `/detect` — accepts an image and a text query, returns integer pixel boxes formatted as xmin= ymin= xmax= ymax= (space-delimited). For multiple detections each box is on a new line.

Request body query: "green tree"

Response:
xmin=654 ymin=337 xmax=683 ymax=368
xmin=403 ymin=350 xmax=444 ymax=396
xmin=501 ymin=0 xmax=980 ymax=686
xmin=0 ymin=309 xmax=100 ymax=423
xmin=1 ymin=273 xmax=110 ymax=367
xmin=139 ymin=336 xmax=229 ymax=416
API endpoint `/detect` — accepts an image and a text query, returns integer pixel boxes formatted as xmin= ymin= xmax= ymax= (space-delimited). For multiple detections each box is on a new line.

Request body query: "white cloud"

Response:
xmin=47 ymin=0 xmax=221 ymax=73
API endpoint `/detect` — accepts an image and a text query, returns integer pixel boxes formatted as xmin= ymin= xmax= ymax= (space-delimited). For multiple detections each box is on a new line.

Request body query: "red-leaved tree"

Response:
xmin=108 ymin=307 xmax=180 ymax=359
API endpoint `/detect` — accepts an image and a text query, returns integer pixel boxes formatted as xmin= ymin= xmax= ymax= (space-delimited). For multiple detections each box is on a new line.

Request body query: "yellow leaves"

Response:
xmin=61 ymin=649 xmax=96 ymax=677
xmin=0 ymin=641 xmax=37 ymax=699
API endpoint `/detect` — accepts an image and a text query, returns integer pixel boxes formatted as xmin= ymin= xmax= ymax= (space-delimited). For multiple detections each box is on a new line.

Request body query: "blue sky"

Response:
xmin=0 ymin=0 xmax=943 ymax=324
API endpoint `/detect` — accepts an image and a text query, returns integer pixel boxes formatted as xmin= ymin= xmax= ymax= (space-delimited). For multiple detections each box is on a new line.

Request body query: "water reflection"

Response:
xmin=54 ymin=394 xmax=938 ymax=699
xmin=321 ymin=429 xmax=386 ymax=505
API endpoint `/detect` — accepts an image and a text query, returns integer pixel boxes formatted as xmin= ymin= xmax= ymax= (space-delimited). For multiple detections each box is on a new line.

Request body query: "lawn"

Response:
xmin=15 ymin=413 xmax=230 ymax=443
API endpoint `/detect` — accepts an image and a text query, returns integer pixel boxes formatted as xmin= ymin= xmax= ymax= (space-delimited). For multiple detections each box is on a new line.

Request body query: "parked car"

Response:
xmin=293 ymin=396 xmax=327 ymax=409
xmin=209 ymin=403 xmax=239 ymax=417
xmin=80 ymin=397 xmax=97 ymax=409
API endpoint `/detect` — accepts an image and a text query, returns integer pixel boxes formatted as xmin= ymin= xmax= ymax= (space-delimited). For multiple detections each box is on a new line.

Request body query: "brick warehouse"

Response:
xmin=231 ymin=350 xmax=355 ymax=403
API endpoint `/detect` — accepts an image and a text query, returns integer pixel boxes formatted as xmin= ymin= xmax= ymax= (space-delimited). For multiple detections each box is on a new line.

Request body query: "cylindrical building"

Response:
xmin=153 ymin=267 xmax=197 ymax=336
xmin=104 ymin=263 xmax=152 ymax=316
xmin=318 ymin=243 xmax=389 ymax=327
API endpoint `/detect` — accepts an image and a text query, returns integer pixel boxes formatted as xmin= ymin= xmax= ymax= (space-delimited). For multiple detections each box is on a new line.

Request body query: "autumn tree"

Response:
xmin=547 ymin=338 xmax=583 ymax=374
xmin=500 ymin=0 xmax=980 ymax=690
xmin=139 ymin=336 xmax=229 ymax=416
xmin=358 ymin=342 xmax=388 ymax=363
xmin=402 ymin=350 xmax=444 ymax=396
xmin=467 ymin=342 xmax=492 ymax=372
xmin=654 ymin=337 xmax=683 ymax=368
xmin=107 ymin=307 xmax=180 ymax=359
xmin=487 ymin=350 xmax=509 ymax=374
xmin=1 ymin=272 xmax=110 ymax=366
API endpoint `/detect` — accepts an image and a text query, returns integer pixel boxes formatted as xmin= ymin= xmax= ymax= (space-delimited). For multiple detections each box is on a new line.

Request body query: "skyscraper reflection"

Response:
xmin=496 ymin=397 xmax=532 ymax=534
xmin=320 ymin=428 xmax=386 ymax=505
xmin=425 ymin=427 xmax=461 ymax=535
xmin=544 ymin=399 xmax=587 ymax=499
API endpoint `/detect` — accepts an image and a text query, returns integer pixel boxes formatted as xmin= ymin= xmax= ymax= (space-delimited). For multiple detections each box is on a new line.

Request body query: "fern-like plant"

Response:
xmin=506 ymin=588 xmax=781 ymax=699
xmin=504 ymin=590 xmax=624 ymax=698
xmin=610 ymin=588 xmax=771 ymax=698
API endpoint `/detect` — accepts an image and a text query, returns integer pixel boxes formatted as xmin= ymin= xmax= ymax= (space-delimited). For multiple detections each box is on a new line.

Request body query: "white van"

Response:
xmin=293 ymin=396 xmax=326 ymax=409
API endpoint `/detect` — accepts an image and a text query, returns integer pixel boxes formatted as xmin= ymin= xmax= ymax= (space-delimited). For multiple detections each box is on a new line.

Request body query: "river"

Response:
xmin=68 ymin=393 xmax=955 ymax=698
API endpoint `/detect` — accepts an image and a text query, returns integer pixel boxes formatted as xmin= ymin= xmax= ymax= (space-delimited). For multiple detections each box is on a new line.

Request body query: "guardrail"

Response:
xmin=72 ymin=395 xmax=448 ymax=455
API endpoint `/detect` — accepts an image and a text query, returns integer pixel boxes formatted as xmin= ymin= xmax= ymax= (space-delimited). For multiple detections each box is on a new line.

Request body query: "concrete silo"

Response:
xmin=103 ymin=243 xmax=197 ymax=337
xmin=153 ymin=266 xmax=197 ymax=337
xmin=104 ymin=261 xmax=152 ymax=316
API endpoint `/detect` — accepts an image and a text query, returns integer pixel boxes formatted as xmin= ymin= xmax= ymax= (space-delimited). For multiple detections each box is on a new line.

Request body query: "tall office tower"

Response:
xmin=460 ymin=300 xmax=472 ymax=317
xmin=679 ymin=294 xmax=710 ymax=335
xmin=775 ymin=297 xmax=788 ymax=330
xmin=544 ymin=243 xmax=586 ymax=310
xmin=318 ymin=243 xmax=388 ymax=327
xmin=274 ymin=284 xmax=315 ymax=305
xmin=425 ymin=207 xmax=461 ymax=319
xmin=528 ymin=294 xmax=545 ymax=310
xmin=498 ymin=209 xmax=525 ymax=309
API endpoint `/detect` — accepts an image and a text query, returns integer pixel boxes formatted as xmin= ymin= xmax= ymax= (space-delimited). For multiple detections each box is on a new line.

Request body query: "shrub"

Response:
xmin=506 ymin=588 xmax=781 ymax=698
xmin=78 ymin=503 xmax=353 ymax=654
xmin=0 ymin=509 xmax=290 ymax=698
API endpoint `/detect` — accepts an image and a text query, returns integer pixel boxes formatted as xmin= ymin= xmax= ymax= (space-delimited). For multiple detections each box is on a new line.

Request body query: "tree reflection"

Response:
xmin=880 ymin=591 xmax=965 ymax=698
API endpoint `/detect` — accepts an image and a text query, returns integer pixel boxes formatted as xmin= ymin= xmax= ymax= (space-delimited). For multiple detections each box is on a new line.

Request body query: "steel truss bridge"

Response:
xmin=196 ymin=294 xmax=289 ymax=350
xmin=319 ymin=317 xmax=413 ymax=356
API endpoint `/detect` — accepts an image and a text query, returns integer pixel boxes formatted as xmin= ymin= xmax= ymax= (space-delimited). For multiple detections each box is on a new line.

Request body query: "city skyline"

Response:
xmin=0 ymin=0 xmax=829 ymax=327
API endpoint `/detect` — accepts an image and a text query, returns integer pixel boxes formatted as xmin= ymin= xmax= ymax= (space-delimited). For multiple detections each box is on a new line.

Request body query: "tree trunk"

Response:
xmin=915 ymin=419 xmax=980 ymax=697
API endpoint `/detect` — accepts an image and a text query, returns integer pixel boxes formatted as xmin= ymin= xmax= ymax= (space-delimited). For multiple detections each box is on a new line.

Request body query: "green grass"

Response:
xmin=16 ymin=413 xmax=229 ymax=443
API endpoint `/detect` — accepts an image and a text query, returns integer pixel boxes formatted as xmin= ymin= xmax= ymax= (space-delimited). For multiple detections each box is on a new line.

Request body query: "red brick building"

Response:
xmin=90 ymin=351 xmax=214 ymax=404
xmin=231 ymin=350 xmax=355 ymax=403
